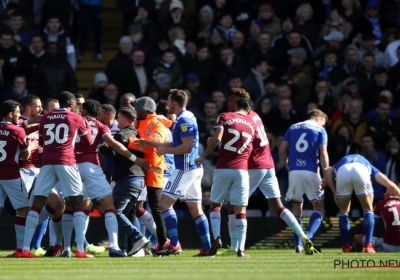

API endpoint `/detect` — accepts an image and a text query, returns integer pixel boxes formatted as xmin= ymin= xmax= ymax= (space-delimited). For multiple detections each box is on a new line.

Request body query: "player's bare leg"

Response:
xmin=337 ymin=196 xmax=352 ymax=252
xmin=21 ymin=195 xmax=47 ymax=258
xmin=358 ymin=195 xmax=375 ymax=253
xmin=43 ymin=193 xmax=64 ymax=257
xmin=8 ymin=206 xmax=29 ymax=257
xmin=97 ymin=195 xmax=126 ymax=257
xmin=81 ymin=199 xmax=105 ymax=254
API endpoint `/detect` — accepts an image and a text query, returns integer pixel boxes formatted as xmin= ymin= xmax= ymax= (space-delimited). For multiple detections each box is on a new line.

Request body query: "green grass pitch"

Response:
xmin=0 ymin=249 xmax=399 ymax=280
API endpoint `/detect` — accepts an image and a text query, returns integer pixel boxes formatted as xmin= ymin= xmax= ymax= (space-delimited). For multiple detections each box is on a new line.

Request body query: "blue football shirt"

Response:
xmin=283 ymin=120 xmax=328 ymax=173
xmin=172 ymin=110 xmax=200 ymax=170
xmin=334 ymin=154 xmax=381 ymax=180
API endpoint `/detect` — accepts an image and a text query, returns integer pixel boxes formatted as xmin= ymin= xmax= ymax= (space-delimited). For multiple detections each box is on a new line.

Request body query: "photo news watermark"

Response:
xmin=334 ymin=259 xmax=400 ymax=269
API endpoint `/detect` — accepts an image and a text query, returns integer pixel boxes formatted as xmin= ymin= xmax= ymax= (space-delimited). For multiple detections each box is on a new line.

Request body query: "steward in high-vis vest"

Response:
xmin=127 ymin=96 xmax=168 ymax=250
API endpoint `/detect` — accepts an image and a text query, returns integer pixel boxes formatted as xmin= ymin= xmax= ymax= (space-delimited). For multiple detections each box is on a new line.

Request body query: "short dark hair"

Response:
xmin=1 ymin=100 xmax=20 ymax=118
xmin=101 ymin=104 xmax=116 ymax=116
xmin=83 ymin=100 xmax=102 ymax=117
xmin=361 ymin=33 xmax=375 ymax=42
xmin=362 ymin=52 xmax=375 ymax=60
xmin=323 ymin=48 xmax=337 ymax=57
xmin=163 ymin=48 xmax=175 ymax=56
xmin=47 ymin=14 xmax=61 ymax=22
xmin=235 ymin=97 xmax=252 ymax=111
xmin=228 ymin=74 xmax=241 ymax=81
xmin=169 ymin=89 xmax=188 ymax=107
xmin=21 ymin=95 xmax=40 ymax=109
xmin=59 ymin=91 xmax=76 ymax=108
xmin=43 ymin=98 xmax=58 ymax=111
xmin=1 ymin=31 xmax=13 ymax=38
xmin=156 ymin=100 xmax=169 ymax=117
xmin=374 ymin=67 xmax=388 ymax=75
xmin=10 ymin=11 xmax=23 ymax=18
xmin=31 ymin=34 xmax=44 ymax=42
xmin=74 ymin=93 xmax=84 ymax=99
xmin=118 ymin=106 xmax=136 ymax=121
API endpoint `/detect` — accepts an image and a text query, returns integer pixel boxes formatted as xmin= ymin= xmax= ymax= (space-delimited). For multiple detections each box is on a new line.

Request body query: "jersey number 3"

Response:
xmin=224 ymin=128 xmax=252 ymax=154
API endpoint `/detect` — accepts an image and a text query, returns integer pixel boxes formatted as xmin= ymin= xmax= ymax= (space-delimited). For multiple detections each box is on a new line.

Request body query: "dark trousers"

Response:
xmin=147 ymin=187 xmax=168 ymax=245
xmin=78 ymin=5 xmax=102 ymax=55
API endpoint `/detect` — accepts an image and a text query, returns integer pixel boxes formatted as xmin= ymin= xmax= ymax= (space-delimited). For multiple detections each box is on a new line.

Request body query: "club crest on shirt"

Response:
xmin=180 ymin=123 xmax=187 ymax=133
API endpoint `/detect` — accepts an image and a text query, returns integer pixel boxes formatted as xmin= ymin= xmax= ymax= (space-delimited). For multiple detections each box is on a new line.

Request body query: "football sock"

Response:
xmin=62 ymin=210 xmax=74 ymax=251
xmin=31 ymin=219 xmax=48 ymax=249
xmin=338 ymin=213 xmax=350 ymax=245
xmin=195 ymin=214 xmax=211 ymax=251
xmin=15 ymin=216 xmax=26 ymax=250
xmin=22 ymin=207 xmax=40 ymax=251
xmin=83 ymin=210 xmax=90 ymax=248
xmin=209 ymin=208 xmax=221 ymax=239
xmin=49 ymin=216 xmax=62 ymax=246
xmin=73 ymin=208 xmax=86 ymax=252
xmin=294 ymin=216 xmax=303 ymax=247
xmin=138 ymin=209 xmax=157 ymax=238
xmin=38 ymin=205 xmax=52 ymax=224
xmin=307 ymin=210 xmax=323 ymax=239
xmin=363 ymin=211 xmax=375 ymax=244
xmin=104 ymin=209 xmax=120 ymax=250
xmin=236 ymin=213 xmax=247 ymax=252
xmin=162 ymin=208 xmax=179 ymax=246
xmin=228 ymin=213 xmax=238 ymax=251
xmin=279 ymin=207 xmax=307 ymax=240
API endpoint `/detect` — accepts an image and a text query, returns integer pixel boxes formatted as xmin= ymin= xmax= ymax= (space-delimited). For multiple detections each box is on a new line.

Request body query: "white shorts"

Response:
xmin=138 ymin=177 xmax=170 ymax=201
xmin=249 ymin=169 xmax=280 ymax=199
xmin=78 ymin=162 xmax=111 ymax=201
xmin=362 ymin=236 xmax=400 ymax=252
xmin=336 ymin=162 xmax=374 ymax=197
xmin=0 ymin=178 xmax=29 ymax=209
xmin=163 ymin=169 xmax=203 ymax=202
xmin=211 ymin=169 xmax=249 ymax=206
xmin=34 ymin=165 xmax=83 ymax=198
xmin=286 ymin=170 xmax=323 ymax=203
xmin=20 ymin=167 xmax=40 ymax=193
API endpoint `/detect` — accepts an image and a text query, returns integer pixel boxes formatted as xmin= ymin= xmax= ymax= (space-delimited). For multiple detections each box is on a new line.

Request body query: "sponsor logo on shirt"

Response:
xmin=296 ymin=159 xmax=306 ymax=167
xmin=181 ymin=123 xmax=187 ymax=133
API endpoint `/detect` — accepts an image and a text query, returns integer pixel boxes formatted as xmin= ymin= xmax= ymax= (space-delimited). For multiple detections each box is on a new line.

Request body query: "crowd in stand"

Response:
xmin=1 ymin=0 xmax=400 ymax=216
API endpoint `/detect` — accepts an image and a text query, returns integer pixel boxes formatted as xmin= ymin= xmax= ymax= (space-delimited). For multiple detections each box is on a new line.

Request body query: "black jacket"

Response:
xmin=99 ymin=125 xmax=144 ymax=181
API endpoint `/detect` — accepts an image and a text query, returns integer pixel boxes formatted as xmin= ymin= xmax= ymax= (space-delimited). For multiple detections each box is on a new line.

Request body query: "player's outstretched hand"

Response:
xmin=135 ymin=158 xmax=151 ymax=170
xmin=195 ymin=157 xmax=204 ymax=167
xmin=135 ymin=139 xmax=150 ymax=147
xmin=386 ymin=183 xmax=400 ymax=198
xmin=157 ymin=146 xmax=167 ymax=156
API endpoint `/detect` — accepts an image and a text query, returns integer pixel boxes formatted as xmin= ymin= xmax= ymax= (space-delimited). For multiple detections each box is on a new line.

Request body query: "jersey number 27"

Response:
xmin=224 ymin=128 xmax=252 ymax=154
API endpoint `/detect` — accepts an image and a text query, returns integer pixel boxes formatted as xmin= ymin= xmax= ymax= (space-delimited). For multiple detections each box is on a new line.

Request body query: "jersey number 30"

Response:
xmin=44 ymin=124 xmax=69 ymax=145
xmin=224 ymin=128 xmax=252 ymax=154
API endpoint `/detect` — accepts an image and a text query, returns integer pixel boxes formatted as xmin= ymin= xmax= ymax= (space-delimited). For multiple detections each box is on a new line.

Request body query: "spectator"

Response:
xmin=211 ymin=90 xmax=226 ymax=114
xmin=243 ymin=57 xmax=270 ymax=102
xmin=207 ymin=28 xmax=225 ymax=60
xmin=320 ymin=8 xmax=353 ymax=41
xmin=117 ymin=0 xmax=155 ymax=35
xmin=331 ymin=98 xmax=366 ymax=145
xmin=23 ymin=35 xmax=46 ymax=84
xmin=42 ymin=15 xmax=76 ymax=69
xmin=102 ymin=83 xmax=119 ymax=107
xmin=360 ymin=0 xmax=384 ymax=45
xmin=333 ymin=124 xmax=360 ymax=155
xmin=251 ymin=32 xmax=274 ymax=66
xmin=318 ymin=48 xmax=338 ymax=79
xmin=366 ymin=90 xmax=397 ymax=120
xmin=286 ymin=47 xmax=314 ymax=108
xmin=356 ymin=33 xmax=385 ymax=68
xmin=388 ymin=46 xmax=400 ymax=86
xmin=38 ymin=0 xmax=72 ymax=32
xmin=310 ymin=78 xmax=335 ymax=118
xmin=340 ymin=0 xmax=363 ymax=36
xmin=366 ymin=67 xmax=391 ymax=111
xmin=75 ymin=0 xmax=103 ymax=62
xmin=167 ymin=26 xmax=186 ymax=61
xmin=294 ymin=3 xmax=319 ymax=46
xmin=197 ymin=5 xmax=214 ymax=42
xmin=255 ymin=96 xmax=274 ymax=125
xmin=152 ymin=48 xmax=183 ymax=89
xmin=129 ymin=4 xmax=157 ymax=46
xmin=1 ymin=74 xmax=29 ymax=102
xmin=154 ymin=73 xmax=171 ymax=100
xmin=228 ymin=74 xmax=243 ymax=91
xmin=184 ymin=72 xmax=209 ymax=109
xmin=258 ymin=3 xmax=280 ymax=39
xmin=189 ymin=45 xmax=215 ymax=92
xmin=385 ymin=135 xmax=400 ymax=182
xmin=6 ymin=11 xmax=31 ymax=50
xmin=201 ymin=188 xmax=211 ymax=214
xmin=31 ymin=42 xmax=77 ymax=100
xmin=128 ymin=24 xmax=152 ymax=55
xmin=248 ymin=20 xmax=263 ymax=48
xmin=231 ymin=31 xmax=248 ymax=65
xmin=354 ymin=52 xmax=376 ymax=108
xmin=0 ymin=31 xmax=24 ymax=89
xmin=149 ymin=35 xmax=171 ymax=71
xmin=367 ymin=100 xmax=396 ymax=152
xmin=267 ymin=98 xmax=298 ymax=135
xmin=105 ymin=36 xmax=133 ymax=94
xmin=87 ymin=72 xmax=108 ymax=101
xmin=145 ymin=85 xmax=160 ymax=103
xmin=328 ymin=45 xmax=360 ymax=86
xmin=213 ymin=12 xmax=237 ymax=42
xmin=198 ymin=100 xmax=218 ymax=141
xmin=316 ymin=31 xmax=346 ymax=66
xmin=161 ymin=0 xmax=194 ymax=39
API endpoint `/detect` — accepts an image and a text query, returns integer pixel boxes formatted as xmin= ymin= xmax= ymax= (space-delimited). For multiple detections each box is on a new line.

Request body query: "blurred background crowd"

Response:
xmin=1 ymin=0 xmax=400 ymax=218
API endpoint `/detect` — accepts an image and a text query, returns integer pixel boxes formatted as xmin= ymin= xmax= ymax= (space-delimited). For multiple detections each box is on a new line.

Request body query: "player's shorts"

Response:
xmin=249 ymin=168 xmax=280 ymax=199
xmin=0 ymin=178 xmax=29 ymax=209
xmin=286 ymin=170 xmax=323 ymax=203
xmin=163 ymin=168 xmax=203 ymax=202
xmin=336 ymin=162 xmax=374 ymax=197
xmin=138 ymin=177 xmax=170 ymax=201
xmin=78 ymin=162 xmax=111 ymax=201
xmin=34 ymin=165 xmax=83 ymax=198
xmin=362 ymin=236 xmax=400 ymax=252
xmin=20 ymin=167 xmax=40 ymax=193
xmin=211 ymin=169 xmax=249 ymax=206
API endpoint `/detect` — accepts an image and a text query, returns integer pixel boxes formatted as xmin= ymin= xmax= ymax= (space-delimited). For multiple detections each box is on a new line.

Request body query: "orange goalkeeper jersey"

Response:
xmin=127 ymin=113 xmax=167 ymax=188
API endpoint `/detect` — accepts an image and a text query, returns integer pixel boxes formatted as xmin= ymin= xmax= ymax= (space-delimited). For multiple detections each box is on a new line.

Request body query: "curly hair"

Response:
xmin=230 ymin=88 xmax=250 ymax=99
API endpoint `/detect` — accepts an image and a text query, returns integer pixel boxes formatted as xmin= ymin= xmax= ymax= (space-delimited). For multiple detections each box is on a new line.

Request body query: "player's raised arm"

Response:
xmin=374 ymin=172 xmax=400 ymax=197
